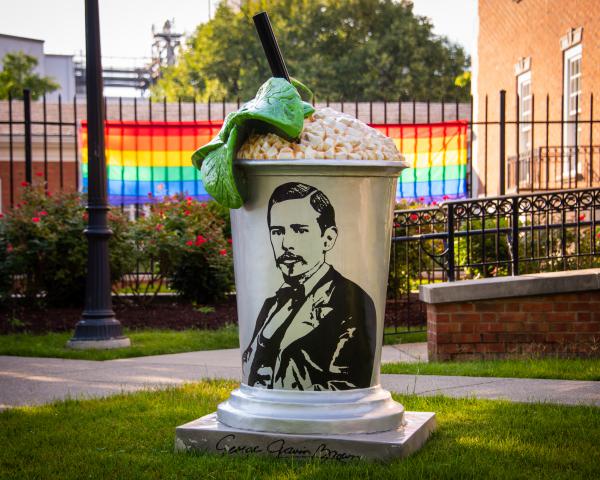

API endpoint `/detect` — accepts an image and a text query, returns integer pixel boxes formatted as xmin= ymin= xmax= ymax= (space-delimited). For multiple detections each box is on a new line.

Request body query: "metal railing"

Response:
xmin=508 ymin=145 xmax=600 ymax=192
xmin=385 ymin=186 xmax=600 ymax=337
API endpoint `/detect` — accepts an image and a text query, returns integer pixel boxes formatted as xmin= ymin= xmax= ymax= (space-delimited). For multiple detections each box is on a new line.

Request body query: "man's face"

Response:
xmin=269 ymin=197 xmax=336 ymax=278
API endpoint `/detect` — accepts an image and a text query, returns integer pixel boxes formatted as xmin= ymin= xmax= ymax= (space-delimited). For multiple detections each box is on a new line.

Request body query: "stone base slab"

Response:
xmin=66 ymin=337 xmax=131 ymax=350
xmin=175 ymin=411 xmax=436 ymax=462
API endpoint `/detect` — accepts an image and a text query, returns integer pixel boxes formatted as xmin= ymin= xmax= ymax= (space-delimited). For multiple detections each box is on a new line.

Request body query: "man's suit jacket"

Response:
xmin=242 ymin=264 xmax=377 ymax=391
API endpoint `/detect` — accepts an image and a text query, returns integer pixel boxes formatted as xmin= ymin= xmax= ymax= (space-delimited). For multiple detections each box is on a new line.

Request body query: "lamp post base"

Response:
xmin=66 ymin=337 xmax=131 ymax=350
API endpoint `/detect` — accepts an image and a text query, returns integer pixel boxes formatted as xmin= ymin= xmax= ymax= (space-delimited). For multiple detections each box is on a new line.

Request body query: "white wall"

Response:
xmin=44 ymin=54 xmax=75 ymax=99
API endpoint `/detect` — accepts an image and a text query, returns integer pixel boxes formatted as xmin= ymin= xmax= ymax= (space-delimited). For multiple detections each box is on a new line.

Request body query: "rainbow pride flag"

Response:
xmin=80 ymin=119 xmax=468 ymax=205
xmin=373 ymin=120 xmax=468 ymax=203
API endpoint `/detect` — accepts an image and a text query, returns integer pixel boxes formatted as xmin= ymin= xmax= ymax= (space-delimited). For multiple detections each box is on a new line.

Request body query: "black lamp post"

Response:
xmin=68 ymin=0 xmax=129 ymax=349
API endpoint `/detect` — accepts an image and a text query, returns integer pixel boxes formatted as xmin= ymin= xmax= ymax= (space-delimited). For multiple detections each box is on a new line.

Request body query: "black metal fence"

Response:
xmin=480 ymin=91 xmax=600 ymax=195
xmin=385 ymin=187 xmax=600 ymax=336
xmin=0 ymin=92 xmax=471 ymax=211
xmin=4 ymin=90 xmax=600 ymax=337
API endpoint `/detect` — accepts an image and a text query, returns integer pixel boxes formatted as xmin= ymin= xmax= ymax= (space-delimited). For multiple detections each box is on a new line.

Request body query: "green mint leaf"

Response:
xmin=290 ymin=77 xmax=314 ymax=104
xmin=200 ymin=125 xmax=244 ymax=209
xmin=301 ymin=101 xmax=315 ymax=118
xmin=234 ymin=77 xmax=304 ymax=141
xmin=192 ymin=77 xmax=315 ymax=209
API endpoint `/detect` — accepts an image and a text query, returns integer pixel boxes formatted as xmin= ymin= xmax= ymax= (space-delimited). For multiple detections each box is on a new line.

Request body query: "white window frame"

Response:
xmin=563 ymin=44 xmax=582 ymax=177
xmin=517 ymin=71 xmax=532 ymax=184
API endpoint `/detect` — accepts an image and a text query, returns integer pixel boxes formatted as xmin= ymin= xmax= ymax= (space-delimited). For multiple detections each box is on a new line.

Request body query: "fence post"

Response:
xmin=23 ymin=89 xmax=32 ymax=184
xmin=499 ymin=90 xmax=506 ymax=195
xmin=511 ymin=196 xmax=519 ymax=276
xmin=447 ymin=203 xmax=455 ymax=281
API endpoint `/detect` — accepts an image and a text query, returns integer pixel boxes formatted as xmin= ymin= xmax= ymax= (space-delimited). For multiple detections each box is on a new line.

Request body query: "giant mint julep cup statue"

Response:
xmin=175 ymin=12 xmax=435 ymax=461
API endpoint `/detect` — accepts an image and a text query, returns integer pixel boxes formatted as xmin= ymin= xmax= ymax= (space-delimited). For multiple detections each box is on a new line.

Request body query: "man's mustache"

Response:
xmin=276 ymin=252 xmax=307 ymax=266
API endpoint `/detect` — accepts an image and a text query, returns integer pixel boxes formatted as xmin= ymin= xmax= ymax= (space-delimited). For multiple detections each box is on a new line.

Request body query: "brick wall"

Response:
xmin=475 ymin=0 xmax=600 ymax=196
xmin=427 ymin=291 xmax=600 ymax=361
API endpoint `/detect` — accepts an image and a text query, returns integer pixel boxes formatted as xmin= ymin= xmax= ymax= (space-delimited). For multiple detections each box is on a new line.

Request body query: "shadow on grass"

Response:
xmin=1 ymin=381 xmax=599 ymax=479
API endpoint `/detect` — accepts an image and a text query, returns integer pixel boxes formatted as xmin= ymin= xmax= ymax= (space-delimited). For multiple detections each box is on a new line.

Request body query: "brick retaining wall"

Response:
xmin=420 ymin=270 xmax=600 ymax=361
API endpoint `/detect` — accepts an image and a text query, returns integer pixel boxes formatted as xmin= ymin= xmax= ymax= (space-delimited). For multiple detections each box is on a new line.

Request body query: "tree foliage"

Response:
xmin=152 ymin=0 xmax=470 ymax=102
xmin=0 ymin=52 xmax=59 ymax=100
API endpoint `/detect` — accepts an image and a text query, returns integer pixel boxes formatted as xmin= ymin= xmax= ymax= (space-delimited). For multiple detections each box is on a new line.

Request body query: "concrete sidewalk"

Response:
xmin=1 ymin=344 xmax=599 ymax=410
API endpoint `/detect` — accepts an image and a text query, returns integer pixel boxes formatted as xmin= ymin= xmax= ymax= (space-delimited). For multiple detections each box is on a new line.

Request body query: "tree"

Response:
xmin=151 ymin=0 xmax=471 ymax=102
xmin=0 ymin=52 xmax=59 ymax=100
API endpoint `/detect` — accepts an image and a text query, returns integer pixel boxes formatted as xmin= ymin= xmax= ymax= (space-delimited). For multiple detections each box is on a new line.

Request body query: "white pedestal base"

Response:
xmin=217 ymin=383 xmax=405 ymax=435
xmin=175 ymin=411 xmax=435 ymax=462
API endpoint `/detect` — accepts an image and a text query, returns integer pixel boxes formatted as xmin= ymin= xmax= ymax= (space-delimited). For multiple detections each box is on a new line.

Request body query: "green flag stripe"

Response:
xmin=399 ymin=165 xmax=466 ymax=183
xmin=82 ymin=164 xmax=199 ymax=182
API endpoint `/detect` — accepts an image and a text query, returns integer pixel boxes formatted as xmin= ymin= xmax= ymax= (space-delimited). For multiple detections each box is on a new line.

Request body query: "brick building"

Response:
xmin=472 ymin=0 xmax=600 ymax=196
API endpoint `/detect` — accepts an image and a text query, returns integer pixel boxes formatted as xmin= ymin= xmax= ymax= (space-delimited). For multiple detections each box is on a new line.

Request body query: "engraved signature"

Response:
xmin=215 ymin=434 xmax=362 ymax=462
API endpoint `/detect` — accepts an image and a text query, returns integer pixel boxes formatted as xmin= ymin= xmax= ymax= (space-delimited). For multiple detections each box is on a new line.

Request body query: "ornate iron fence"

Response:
xmin=385 ymin=187 xmax=600 ymax=337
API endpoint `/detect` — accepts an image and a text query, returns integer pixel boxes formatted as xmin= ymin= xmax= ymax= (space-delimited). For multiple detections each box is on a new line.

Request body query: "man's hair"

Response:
xmin=267 ymin=182 xmax=336 ymax=234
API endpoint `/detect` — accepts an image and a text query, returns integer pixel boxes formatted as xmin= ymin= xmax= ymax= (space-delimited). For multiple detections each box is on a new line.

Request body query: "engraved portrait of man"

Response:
xmin=241 ymin=182 xmax=377 ymax=391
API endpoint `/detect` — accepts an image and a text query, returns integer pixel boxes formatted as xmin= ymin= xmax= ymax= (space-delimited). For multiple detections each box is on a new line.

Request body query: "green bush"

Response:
xmin=455 ymin=217 xmax=512 ymax=278
xmin=132 ymin=195 xmax=234 ymax=303
xmin=388 ymin=200 xmax=444 ymax=296
xmin=0 ymin=182 xmax=134 ymax=307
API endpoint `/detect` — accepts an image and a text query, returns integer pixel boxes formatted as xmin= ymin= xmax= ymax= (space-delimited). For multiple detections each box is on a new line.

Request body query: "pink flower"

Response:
xmin=0 ymin=213 xmax=3 ymax=219
xmin=201 ymin=202 xmax=208 ymax=208
xmin=409 ymin=213 xmax=419 ymax=221
xmin=32 ymin=217 xmax=40 ymax=223
xmin=38 ymin=210 xmax=48 ymax=216
xmin=227 ymin=238 xmax=233 ymax=244
xmin=35 ymin=171 xmax=44 ymax=177
xmin=155 ymin=224 xmax=164 ymax=231
xmin=431 ymin=201 xmax=438 ymax=206
xmin=393 ymin=222 xmax=401 ymax=228
xmin=20 ymin=181 xmax=28 ymax=187
xmin=579 ymin=214 xmax=585 ymax=221
xmin=195 ymin=235 xmax=207 ymax=246
xmin=419 ymin=197 xmax=425 ymax=202
xmin=442 ymin=195 xmax=449 ymax=200
xmin=184 ymin=210 xmax=191 ymax=216
xmin=185 ymin=240 xmax=194 ymax=246
xmin=219 ymin=249 xmax=227 ymax=256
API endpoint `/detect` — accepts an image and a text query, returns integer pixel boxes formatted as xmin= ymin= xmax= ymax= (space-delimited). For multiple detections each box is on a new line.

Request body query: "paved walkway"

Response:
xmin=1 ymin=344 xmax=598 ymax=410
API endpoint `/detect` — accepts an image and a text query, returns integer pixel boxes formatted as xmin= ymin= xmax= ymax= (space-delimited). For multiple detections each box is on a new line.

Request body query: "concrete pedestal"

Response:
xmin=175 ymin=411 xmax=435 ymax=462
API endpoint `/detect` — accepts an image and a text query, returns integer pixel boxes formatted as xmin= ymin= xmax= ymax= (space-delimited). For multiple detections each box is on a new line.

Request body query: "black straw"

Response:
xmin=253 ymin=11 xmax=290 ymax=82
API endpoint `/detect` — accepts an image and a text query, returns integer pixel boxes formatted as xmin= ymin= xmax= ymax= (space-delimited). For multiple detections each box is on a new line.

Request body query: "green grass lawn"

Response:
xmin=0 ymin=326 xmax=240 ymax=361
xmin=381 ymin=358 xmax=600 ymax=381
xmin=383 ymin=327 xmax=426 ymax=345
xmin=1 ymin=381 xmax=598 ymax=479
xmin=0 ymin=326 xmax=420 ymax=361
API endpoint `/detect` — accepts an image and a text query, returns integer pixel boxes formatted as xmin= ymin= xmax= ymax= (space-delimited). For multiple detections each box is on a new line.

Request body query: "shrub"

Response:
xmin=0 ymin=182 xmax=135 ymax=307
xmin=132 ymin=195 xmax=234 ymax=303
xmin=389 ymin=199 xmax=445 ymax=296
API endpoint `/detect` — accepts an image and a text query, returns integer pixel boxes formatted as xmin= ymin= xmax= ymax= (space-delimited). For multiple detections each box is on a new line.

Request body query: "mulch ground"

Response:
xmin=0 ymin=296 xmax=238 ymax=335
xmin=0 ymin=296 xmax=417 ymax=334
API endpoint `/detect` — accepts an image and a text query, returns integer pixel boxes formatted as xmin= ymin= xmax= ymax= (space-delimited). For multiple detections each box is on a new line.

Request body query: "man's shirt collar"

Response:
xmin=281 ymin=261 xmax=330 ymax=297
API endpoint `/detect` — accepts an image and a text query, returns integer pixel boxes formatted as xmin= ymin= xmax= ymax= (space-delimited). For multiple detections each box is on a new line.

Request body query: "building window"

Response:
xmin=563 ymin=43 xmax=582 ymax=176
xmin=518 ymin=71 xmax=532 ymax=152
xmin=517 ymin=71 xmax=531 ymax=183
